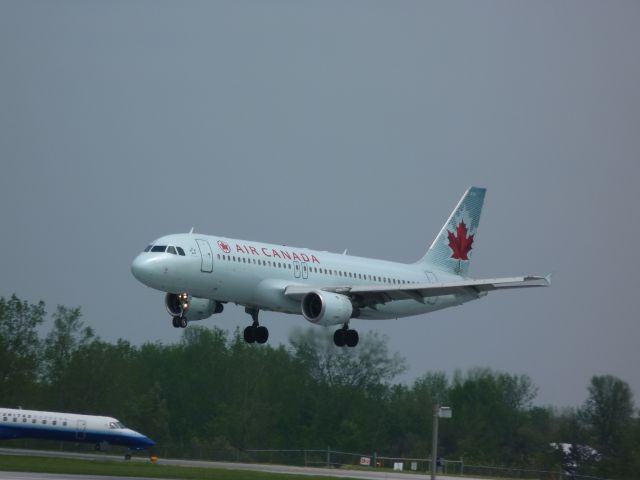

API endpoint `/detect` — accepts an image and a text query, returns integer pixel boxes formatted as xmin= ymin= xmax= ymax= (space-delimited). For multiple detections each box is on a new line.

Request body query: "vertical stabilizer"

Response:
xmin=417 ymin=187 xmax=486 ymax=277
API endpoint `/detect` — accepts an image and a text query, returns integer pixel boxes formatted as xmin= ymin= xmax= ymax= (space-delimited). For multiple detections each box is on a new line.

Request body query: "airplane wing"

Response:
xmin=283 ymin=275 xmax=551 ymax=306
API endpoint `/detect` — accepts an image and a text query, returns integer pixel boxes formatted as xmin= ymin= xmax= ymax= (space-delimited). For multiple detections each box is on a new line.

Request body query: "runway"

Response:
xmin=0 ymin=447 xmax=474 ymax=480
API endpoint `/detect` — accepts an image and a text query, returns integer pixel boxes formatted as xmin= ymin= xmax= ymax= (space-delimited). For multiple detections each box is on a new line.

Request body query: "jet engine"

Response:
xmin=301 ymin=290 xmax=353 ymax=326
xmin=165 ymin=293 xmax=223 ymax=321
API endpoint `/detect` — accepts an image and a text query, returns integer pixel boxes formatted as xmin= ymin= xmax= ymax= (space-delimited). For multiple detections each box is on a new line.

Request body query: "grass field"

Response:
xmin=0 ymin=454 xmax=336 ymax=480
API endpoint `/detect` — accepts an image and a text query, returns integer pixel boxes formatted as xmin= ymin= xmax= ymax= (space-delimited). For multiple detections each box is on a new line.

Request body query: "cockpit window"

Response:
xmin=144 ymin=245 xmax=152 ymax=252
xmin=109 ymin=421 xmax=126 ymax=429
xmin=151 ymin=245 xmax=167 ymax=252
xmin=167 ymin=246 xmax=177 ymax=255
xmin=176 ymin=247 xmax=185 ymax=256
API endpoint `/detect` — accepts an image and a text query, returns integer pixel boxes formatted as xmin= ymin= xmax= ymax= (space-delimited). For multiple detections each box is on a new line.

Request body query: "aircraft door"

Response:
xmin=424 ymin=271 xmax=438 ymax=305
xmin=302 ymin=262 xmax=308 ymax=279
xmin=76 ymin=419 xmax=87 ymax=440
xmin=293 ymin=261 xmax=301 ymax=278
xmin=195 ymin=239 xmax=214 ymax=273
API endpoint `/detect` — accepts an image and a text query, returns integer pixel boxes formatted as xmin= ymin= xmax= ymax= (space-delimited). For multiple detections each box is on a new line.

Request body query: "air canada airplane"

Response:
xmin=131 ymin=187 xmax=550 ymax=347
xmin=0 ymin=407 xmax=155 ymax=455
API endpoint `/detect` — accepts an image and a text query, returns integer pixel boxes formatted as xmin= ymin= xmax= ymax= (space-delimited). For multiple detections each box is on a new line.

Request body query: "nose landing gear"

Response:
xmin=243 ymin=307 xmax=269 ymax=344
xmin=172 ymin=316 xmax=188 ymax=328
xmin=167 ymin=292 xmax=190 ymax=328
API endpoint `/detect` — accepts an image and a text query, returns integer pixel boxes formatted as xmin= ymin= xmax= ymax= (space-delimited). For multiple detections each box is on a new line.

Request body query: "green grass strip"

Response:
xmin=0 ymin=454 xmax=336 ymax=480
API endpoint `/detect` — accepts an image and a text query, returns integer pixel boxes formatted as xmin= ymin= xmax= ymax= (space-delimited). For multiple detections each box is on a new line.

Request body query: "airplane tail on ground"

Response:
xmin=417 ymin=186 xmax=486 ymax=277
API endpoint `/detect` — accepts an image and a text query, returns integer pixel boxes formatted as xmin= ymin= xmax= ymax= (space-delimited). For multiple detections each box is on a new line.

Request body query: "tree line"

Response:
xmin=0 ymin=294 xmax=638 ymax=479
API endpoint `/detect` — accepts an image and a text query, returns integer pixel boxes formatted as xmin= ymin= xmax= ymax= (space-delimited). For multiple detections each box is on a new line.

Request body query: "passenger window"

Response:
xmin=144 ymin=245 xmax=152 ymax=252
xmin=63 ymin=421 xmax=67 ymax=426
xmin=13 ymin=418 xmax=17 ymax=422
xmin=167 ymin=246 xmax=177 ymax=255
xmin=52 ymin=420 xmax=57 ymax=425
xmin=151 ymin=245 xmax=166 ymax=252
xmin=176 ymin=247 xmax=186 ymax=256
xmin=42 ymin=419 xmax=46 ymax=424
xmin=243 ymin=258 xmax=246 ymax=263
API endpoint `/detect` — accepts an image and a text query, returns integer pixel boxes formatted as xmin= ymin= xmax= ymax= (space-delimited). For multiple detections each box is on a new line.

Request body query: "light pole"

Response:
xmin=430 ymin=405 xmax=452 ymax=480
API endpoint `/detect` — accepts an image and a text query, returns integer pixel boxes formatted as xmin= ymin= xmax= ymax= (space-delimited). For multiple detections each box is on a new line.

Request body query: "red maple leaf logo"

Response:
xmin=217 ymin=240 xmax=231 ymax=253
xmin=447 ymin=220 xmax=474 ymax=261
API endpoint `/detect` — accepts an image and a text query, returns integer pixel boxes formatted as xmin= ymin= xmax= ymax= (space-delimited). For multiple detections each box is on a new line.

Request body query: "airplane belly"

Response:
xmin=251 ymin=278 xmax=301 ymax=313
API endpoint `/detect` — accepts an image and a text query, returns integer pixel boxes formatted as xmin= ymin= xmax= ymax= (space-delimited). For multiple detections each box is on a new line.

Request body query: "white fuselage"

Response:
xmin=132 ymin=233 xmax=471 ymax=320
xmin=0 ymin=407 xmax=154 ymax=449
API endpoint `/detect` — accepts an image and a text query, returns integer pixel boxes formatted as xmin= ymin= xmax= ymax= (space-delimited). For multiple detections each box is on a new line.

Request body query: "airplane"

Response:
xmin=0 ymin=407 xmax=155 ymax=457
xmin=131 ymin=187 xmax=550 ymax=347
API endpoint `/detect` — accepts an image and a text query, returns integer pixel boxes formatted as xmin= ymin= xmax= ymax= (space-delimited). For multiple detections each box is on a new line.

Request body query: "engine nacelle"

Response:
xmin=165 ymin=293 xmax=223 ymax=321
xmin=301 ymin=290 xmax=353 ymax=326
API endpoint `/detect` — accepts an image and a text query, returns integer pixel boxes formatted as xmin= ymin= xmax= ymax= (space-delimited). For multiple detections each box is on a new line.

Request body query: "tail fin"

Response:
xmin=417 ymin=186 xmax=486 ymax=277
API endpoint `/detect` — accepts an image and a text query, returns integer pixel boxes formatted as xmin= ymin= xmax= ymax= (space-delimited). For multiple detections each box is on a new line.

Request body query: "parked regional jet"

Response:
xmin=0 ymin=407 xmax=154 ymax=456
xmin=131 ymin=187 xmax=549 ymax=347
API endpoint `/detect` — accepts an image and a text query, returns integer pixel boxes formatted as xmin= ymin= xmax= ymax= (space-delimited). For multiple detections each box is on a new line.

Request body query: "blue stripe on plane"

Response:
xmin=0 ymin=424 xmax=154 ymax=449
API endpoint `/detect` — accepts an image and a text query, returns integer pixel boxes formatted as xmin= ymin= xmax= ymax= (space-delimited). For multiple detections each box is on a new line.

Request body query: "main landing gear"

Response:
xmin=243 ymin=307 xmax=269 ymax=344
xmin=172 ymin=316 xmax=188 ymax=328
xmin=334 ymin=325 xmax=359 ymax=347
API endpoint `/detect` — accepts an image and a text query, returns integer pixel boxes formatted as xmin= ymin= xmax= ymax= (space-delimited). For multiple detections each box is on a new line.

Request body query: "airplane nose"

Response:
xmin=131 ymin=254 xmax=154 ymax=284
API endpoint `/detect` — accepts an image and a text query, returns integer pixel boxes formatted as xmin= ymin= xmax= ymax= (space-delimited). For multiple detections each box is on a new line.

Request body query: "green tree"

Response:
xmin=581 ymin=375 xmax=635 ymax=478
xmin=0 ymin=294 xmax=45 ymax=404
xmin=448 ymin=368 xmax=537 ymax=464
xmin=289 ymin=327 xmax=406 ymax=389
xmin=43 ymin=305 xmax=94 ymax=384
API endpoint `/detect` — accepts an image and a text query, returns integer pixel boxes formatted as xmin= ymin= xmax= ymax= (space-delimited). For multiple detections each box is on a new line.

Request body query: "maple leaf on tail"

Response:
xmin=447 ymin=220 xmax=474 ymax=261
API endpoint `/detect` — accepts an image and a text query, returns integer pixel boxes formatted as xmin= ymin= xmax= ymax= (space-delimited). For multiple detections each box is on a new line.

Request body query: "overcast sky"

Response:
xmin=1 ymin=1 xmax=638 ymax=407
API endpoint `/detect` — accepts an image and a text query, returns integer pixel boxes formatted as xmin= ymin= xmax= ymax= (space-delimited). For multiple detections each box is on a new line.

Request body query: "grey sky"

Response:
xmin=1 ymin=1 xmax=638 ymax=407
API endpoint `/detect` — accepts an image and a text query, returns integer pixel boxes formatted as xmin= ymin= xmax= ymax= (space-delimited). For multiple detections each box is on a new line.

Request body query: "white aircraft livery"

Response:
xmin=0 ymin=407 xmax=154 ymax=452
xmin=132 ymin=187 xmax=550 ymax=347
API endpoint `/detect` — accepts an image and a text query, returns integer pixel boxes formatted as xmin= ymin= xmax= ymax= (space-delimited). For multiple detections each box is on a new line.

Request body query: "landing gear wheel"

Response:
xmin=172 ymin=316 xmax=180 ymax=328
xmin=346 ymin=329 xmax=359 ymax=347
xmin=255 ymin=326 xmax=269 ymax=344
xmin=244 ymin=307 xmax=268 ymax=344
xmin=333 ymin=329 xmax=346 ymax=347
xmin=179 ymin=317 xmax=188 ymax=328
xmin=244 ymin=325 xmax=256 ymax=344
